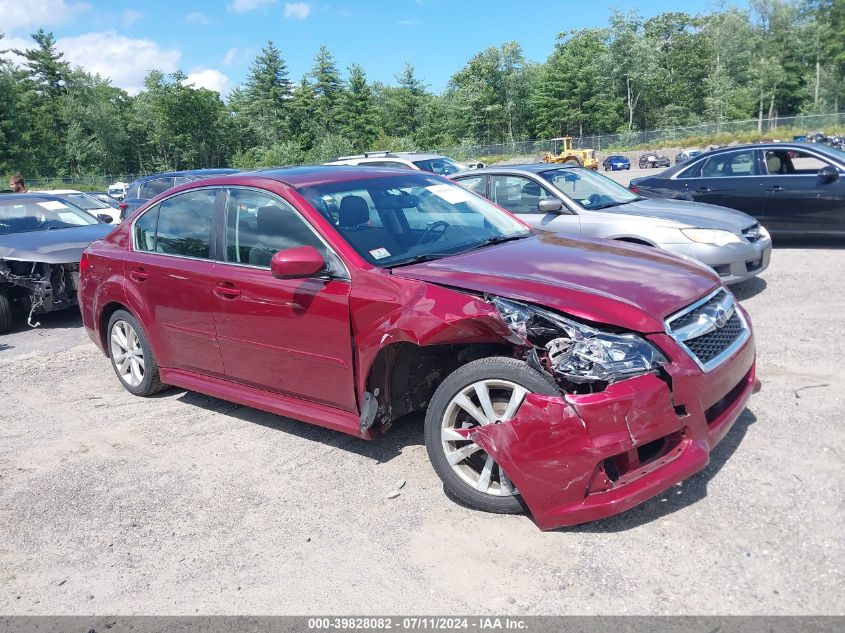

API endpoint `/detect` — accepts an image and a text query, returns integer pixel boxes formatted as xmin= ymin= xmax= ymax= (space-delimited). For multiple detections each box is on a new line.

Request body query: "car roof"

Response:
xmin=129 ymin=168 xmax=240 ymax=185
xmin=33 ymin=189 xmax=83 ymax=195
xmin=453 ymin=163 xmax=574 ymax=177
xmin=242 ymin=164 xmax=445 ymax=188
xmin=0 ymin=192 xmax=75 ymax=203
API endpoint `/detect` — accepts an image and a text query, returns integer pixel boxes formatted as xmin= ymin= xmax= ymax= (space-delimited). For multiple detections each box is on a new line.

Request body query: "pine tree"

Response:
xmin=338 ymin=64 xmax=379 ymax=151
xmin=311 ymin=45 xmax=343 ymax=134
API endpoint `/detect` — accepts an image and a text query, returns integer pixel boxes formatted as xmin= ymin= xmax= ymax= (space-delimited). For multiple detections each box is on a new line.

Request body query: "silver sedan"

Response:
xmin=453 ymin=164 xmax=772 ymax=285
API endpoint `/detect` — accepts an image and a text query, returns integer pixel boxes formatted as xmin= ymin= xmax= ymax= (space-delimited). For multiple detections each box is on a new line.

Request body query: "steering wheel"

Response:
xmin=585 ymin=193 xmax=613 ymax=207
xmin=416 ymin=220 xmax=450 ymax=245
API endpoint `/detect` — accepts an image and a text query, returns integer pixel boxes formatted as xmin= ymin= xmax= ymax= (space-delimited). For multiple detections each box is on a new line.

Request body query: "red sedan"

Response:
xmin=78 ymin=166 xmax=759 ymax=529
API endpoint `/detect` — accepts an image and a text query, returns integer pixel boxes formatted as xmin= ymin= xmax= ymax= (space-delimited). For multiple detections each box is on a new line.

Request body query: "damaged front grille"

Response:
xmin=0 ymin=260 xmax=80 ymax=326
xmin=665 ymin=288 xmax=750 ymax=371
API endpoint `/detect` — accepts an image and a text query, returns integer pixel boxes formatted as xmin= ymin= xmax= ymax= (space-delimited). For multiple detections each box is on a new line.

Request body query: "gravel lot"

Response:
xmin=1 ymin=244 xmax=843 ymax=615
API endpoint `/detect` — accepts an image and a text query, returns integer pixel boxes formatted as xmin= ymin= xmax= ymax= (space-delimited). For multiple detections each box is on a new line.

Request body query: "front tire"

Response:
xmin=0 ymin=291 xmax=13 ymax=334
xmin=107 ymin=309 xmax=167 ymax=396
xmin=424 ymin=357 xmax=560 ymax=514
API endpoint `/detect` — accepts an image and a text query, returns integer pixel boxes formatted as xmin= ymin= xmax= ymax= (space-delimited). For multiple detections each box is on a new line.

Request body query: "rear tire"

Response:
xmin=0 ymin=291 xmax=13 ymax=334
xmin=424 ymin=357 xmax=560 ymax=514
xmin=107 ymin=309 xmax=168 ymax=396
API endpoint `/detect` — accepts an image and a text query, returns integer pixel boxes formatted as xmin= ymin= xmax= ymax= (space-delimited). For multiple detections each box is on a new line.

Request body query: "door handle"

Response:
xmin=695 ymin=187 xmax=711 ymax=193
xmin=766 ymin=185 xmax=784 ymax=192
xmin=129 ymin=268 xmax=149 ymax=282
xmin=214 ymin=282 xmax=241 ymax=298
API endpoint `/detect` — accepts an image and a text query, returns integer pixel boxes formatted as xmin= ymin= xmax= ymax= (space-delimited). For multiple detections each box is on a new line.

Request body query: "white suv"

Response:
xmin=324 ymin=152 xmax=483 ymax=176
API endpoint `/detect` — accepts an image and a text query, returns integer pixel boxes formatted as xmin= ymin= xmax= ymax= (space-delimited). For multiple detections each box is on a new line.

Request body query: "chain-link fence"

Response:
xmin=436 ymin=112 xmax=845 ymax=161
xmin=20 ymin=113 xmax=845 ymax=184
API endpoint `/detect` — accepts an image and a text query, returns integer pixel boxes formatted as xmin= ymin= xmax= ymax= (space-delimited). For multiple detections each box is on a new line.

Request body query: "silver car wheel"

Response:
xmin=110 ymin=320 xmax=145 ymax=387
xmin=440 ymin=379 xmax=528 ymax=497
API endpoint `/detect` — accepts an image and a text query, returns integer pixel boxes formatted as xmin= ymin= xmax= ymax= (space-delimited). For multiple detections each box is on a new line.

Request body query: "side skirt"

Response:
xmin=159 ymin=368 xmax=372 ymax=440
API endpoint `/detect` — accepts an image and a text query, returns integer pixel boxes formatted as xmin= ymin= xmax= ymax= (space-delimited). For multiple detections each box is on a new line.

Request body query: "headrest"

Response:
xmin=257 ymin=205 xmax=289 ymax=234
xmin=766 ymin=154 xmax=782 ymax=174
xmin=339 ymin=195 xmax=369 ymax=227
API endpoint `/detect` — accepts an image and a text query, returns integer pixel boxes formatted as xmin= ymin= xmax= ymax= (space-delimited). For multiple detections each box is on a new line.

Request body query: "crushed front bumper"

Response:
xmin=471 ymin=329 xmax=758 ymax=530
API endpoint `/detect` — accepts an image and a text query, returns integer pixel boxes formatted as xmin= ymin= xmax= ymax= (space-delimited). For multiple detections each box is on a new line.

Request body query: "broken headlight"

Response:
xmin=492 ymin=297 xmax=666 ymax=384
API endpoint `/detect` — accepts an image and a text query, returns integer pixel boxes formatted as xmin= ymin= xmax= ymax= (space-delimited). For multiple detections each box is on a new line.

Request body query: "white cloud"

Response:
xmin=57 ymin=30 xmax=181 ymax=95
xmin=222 ymin=47 xmax=239 ymax=67
xmin=284 ymin=2 xmax=311 ymax=19
xmin=122 ymin=9 xmax=143 ymax=27
xmin=398 ymin=19 xmax=422 ymax=26
xmin=187 ymin=68 xmax=231 ymax=96
xmin=185 ymin=11 xmax=211 ymax=25
xmin=0 ymin=0 xmax=90 ymax=31
xmin=337 ymin=8 xmax=351 ymax=17
xmin=0 ymin=35 xmax=32 ymax=64
xmin=227 ymin=0 xmax=277 ymax=13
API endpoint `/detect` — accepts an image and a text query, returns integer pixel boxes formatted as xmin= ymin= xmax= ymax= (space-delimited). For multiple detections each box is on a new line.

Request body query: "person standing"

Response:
xmin=9 ymin=175 xmax=29 ymax=193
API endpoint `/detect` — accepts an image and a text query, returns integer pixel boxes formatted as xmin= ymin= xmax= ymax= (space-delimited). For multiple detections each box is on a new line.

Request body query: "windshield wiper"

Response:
xmin=461 ymin=233 xmax=530 ymax=252
xmin=385 ymin=252 xmax=453 ymax=268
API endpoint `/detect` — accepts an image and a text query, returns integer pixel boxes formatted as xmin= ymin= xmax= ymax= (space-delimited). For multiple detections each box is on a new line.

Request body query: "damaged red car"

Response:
xmin=79 ymin=166 xmax=759 ymax=529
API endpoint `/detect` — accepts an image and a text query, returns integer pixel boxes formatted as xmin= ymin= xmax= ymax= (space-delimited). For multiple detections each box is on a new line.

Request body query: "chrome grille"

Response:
xmin=666 ymin=288 xmax=750 ymax=371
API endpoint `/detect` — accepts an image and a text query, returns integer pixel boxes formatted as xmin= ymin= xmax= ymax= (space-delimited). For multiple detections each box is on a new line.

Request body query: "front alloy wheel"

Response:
xmin=424 ymin=357 xmax=560 ymax=514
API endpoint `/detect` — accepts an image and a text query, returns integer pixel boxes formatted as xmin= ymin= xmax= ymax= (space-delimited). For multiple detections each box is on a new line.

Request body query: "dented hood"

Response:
xmin=0 ymin=224 xmax=113 ymax=264
xmin=392 ymin=233 xmax=720 ymax=333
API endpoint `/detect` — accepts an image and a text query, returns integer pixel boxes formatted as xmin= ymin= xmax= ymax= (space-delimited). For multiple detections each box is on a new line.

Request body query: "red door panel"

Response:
xmin=212 ymin=265 xmax=357 ymax=412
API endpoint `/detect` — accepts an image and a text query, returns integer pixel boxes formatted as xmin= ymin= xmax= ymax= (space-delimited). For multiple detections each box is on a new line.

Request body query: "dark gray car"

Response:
xmin=453 ymin=164 xmax=772 ymax=285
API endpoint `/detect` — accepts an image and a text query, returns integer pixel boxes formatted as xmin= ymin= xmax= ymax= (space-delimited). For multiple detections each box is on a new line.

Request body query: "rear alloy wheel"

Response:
xmin=424 ymin=357 xmax=560 ymax=514
xmin=107 ymin=309 xmax=166 ymax=396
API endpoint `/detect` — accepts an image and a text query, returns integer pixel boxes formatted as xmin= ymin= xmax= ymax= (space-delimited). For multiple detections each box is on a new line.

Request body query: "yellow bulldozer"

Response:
xmin=543 ymin=137 xmax=599 ymax=170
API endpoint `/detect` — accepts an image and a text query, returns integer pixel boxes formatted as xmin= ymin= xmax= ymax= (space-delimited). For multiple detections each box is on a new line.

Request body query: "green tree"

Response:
xmin=311 ymin=45 xmax=344 ymax=134
xmin=337 ymin=64 xmax=379 ymax=151
xmin=233 ymin=41 xmax=293 ymax=148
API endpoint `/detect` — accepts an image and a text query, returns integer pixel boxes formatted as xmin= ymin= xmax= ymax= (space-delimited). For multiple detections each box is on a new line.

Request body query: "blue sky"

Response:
xmin=1 ymin=0 xmax=742 ymax=96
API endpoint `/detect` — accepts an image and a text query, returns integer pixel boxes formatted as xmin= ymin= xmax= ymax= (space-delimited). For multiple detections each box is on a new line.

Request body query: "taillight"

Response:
xmin=80 ymin=252 xmax=90 ymax=275
xmin=629 ymin=185 xmax=640 ymax=194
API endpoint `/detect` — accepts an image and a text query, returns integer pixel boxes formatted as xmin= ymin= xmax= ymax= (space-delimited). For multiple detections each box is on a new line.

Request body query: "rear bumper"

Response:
xmin=472 ymin=331 xmax=757 ymax=530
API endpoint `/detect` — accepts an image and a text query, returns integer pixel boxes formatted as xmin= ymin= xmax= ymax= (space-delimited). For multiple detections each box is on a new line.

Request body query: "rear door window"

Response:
xmin=146 ymin=189 xmax=217 ymax=258
xmin=699 ymin=151 xmax=758 ymax=177
xmin=139 ymin=177 xmax=175 ymax=199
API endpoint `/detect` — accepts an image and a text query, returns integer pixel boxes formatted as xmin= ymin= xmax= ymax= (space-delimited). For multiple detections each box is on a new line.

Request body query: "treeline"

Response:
xmin=1 ymin=0 xmax=843 ymax=177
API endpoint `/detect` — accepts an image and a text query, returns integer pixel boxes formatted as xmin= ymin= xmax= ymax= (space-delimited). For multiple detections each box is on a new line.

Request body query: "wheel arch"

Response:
xmin=364 ymin=340 xmax=513 ymax=430
xmin=98 ymin=301 xmax=132 ymax=356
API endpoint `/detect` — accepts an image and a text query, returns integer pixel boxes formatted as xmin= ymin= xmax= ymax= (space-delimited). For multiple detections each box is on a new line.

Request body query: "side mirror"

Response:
xmin=270 ymin=246 xmax=325 ymax=279
xmin=97 ymin=214 xmax=113 ymax=224
xmin=538 ymin=198 xmax=564 ymax=213
xmin=819 ymin=166 xmax=840 ymax=183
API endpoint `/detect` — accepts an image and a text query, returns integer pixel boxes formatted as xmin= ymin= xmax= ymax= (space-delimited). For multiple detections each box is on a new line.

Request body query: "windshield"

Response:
xmin=65 ymin=193 xmax=110 ymax=210
xmin=298 ymin=173 xmax=531 ymax=267
xmin=539 ymin=167 xmax=641 ymax=210
xmin=0 ymin=197 xmax=99 ymax=234
xmin=412 ymin=157 xmax=464 ymax=176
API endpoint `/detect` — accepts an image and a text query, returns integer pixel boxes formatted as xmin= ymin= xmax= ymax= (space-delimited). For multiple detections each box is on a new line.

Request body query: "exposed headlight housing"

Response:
xmin=681 ymin=228 xmax=742 ymax=246
xmin=492 ymin=297 xmax=666 ymax=384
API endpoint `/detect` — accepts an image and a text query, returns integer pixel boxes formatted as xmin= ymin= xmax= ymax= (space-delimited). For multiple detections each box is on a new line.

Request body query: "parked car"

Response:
xmin=107 ymin=182 xmax=128 ymax=200
xmin=324 ymin=152 xmax=469 ymax=176
xmin=453 ymin=165 xmax=771 ymax=285
xmin=0 ymin=193 xmax=113 ymax=332
xmin=88 ymin=192 xmax=121 ymax=209
xmin=119 ymin=169 xmax=241 ymax=219
xmin=675 ymin=149 xmax=703 ymax=164
xmin=638 ymin=154 xmax=670 ymax=169
xmin=80 ymin=166 xmax=759 ymax=530
xmin=629 ymin=142 xmax=845 ymax=237
xmin=33 ymin=189 xmax=120 ymax=224
xmin=601 ymin=155 xmax=631 ymax=171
